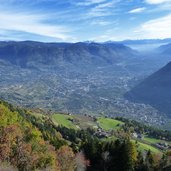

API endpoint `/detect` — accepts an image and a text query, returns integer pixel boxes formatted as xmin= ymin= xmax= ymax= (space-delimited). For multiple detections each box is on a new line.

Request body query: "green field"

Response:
xmin=52 ymin=114 xmax=78 ymax=129
xmin=38 ymin=112 xmax=166 ymax=154
xmin=138 ymin=142 xmax=161 ymax=153
xmin=73 ymin=115 xmax=97 ymax=129
xmin=144 ymin=136 xmax=171 ymax=146
xmin=31 ymin=112 xmax=45 ymax=118
xmin=97 ymin=117 xmax=124 ymax=130
xmin=144 ymin=137 xmax=161 ymax=144
xmin=132 ymin=140 xmax=161 ymax=154
xmin=104 ymin=138 xmax=161 ymax=154
xmin=51 ymin=114 xmax=124 ymax=131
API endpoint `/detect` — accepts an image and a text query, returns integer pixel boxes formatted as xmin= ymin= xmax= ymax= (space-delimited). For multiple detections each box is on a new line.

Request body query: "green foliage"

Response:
xmin=131 ymin=140 xmax=161 ymax=154
xmin=116 ymin=117 xmax=171 ymax=141
xmin=0 ymin=104 xmax=18 ymax=127
xmin=0 ymin=101 xmax=72 ymax=171
xmin=57 ymin=145 xmax=76 ymax=171
xmin=97 ymin=117 xmax=124 ymax=130
xmin=1 ymin=100 xmax=171 ymax=171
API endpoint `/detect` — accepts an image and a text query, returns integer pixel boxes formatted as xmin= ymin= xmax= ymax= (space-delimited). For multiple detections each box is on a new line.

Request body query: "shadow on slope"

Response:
xmin=125 ymin=61 xmax=171 ymax=118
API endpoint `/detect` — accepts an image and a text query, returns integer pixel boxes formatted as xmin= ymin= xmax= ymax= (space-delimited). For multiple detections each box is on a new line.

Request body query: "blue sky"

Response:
xmin=0 ymin=0 xmax=171 ymax=42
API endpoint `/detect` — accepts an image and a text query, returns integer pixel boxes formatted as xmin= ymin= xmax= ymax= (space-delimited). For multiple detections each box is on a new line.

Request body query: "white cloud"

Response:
xmin=90 ymin=20 xmax=111 ymax=26
xmin=76 ymin=0 xmax=107 ymax=6
xmin=95 ymin=1 xmax=115 ymax=8
xmin=145 ymin=0 xmax=171 ymax=4
xmin=87 ymin=0 xmax=120 ymax=17
xmin=128 ymin=7 xmax=146 ymax=13
xmin=0 ymin=11 xmax=73 ymax=41
xmin=134 ymin=13 xmax=171 ymax=39
xmin=90 ymin=10 xmax=171 ymax=41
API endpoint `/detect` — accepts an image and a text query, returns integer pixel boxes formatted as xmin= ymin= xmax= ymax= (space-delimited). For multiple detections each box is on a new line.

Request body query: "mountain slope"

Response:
xmin=158 ymin=43 xmax=171 ymax=55
xmin=0 ymin=100 xmax=69 ymax=171
xmin=1 ymin=100 xmax=171 ymax=170
xmin=0 ymin=41 xmax=137 ymax=68
xmin=125 ymin=61 xmax=171 ymax=117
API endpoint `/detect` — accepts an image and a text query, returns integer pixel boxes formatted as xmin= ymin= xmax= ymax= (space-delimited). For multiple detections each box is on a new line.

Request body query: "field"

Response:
xmin=144 ymin=137 xmax=161 ymax=144
xmin=131 ymin=140 xmax=161 ymax=153
xmin=52 ymin=114 xmax=98 ymax=130
xmin=72 ymin=115 xmax=97 ymax=129
xmin=97 ymin=117 xmax=124 ymax=130
xmin=37 ymin=112 xmax=169 ymax=154
xmin=51 ymin=114 xmax=124 ymax=131
xmin=52 ymin=114 xmax=78 ymax=129
xmin=137 ymin=142 xmax=161 ymax=153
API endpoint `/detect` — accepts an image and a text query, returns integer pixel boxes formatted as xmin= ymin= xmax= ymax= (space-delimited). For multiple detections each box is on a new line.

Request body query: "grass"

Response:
xmin=33 ymin=112 xmax=164 ymax=154
xmin=30 ymin=112 xmax=44 ymax=118
xmin=97 ymin=117 xmax=124 ymax=131
xmin=138 ymin=142 xmax=161 ymax=153
xmin=144 ymin=136 xmax=171 ymax=146
xmin=132 ymin=140 xmax=161 ymax=154
xmin=51 ymin=115 xmax=124 ymax=131
xmin=72 ymin=115 xmax=97 ymax=130
xmin=144 ymin=137 xmax=161 ymax=144
xmin=52 ymin=114 xmax=78 ymax=129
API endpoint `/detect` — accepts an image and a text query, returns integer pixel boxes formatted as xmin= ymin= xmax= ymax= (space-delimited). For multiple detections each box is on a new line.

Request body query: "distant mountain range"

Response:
xmin=0 ymin=40 xmax=170 ymax=69
xmin=119 ymin=38 xmax=171 ymax=45
xmin=104 ymin=38 xmax=171 ymax=51
xmin=0 ymin=41 xmax=137 ymax=68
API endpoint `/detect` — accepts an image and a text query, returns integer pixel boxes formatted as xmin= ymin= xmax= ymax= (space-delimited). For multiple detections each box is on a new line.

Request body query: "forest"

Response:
xmin=0 ymin=100 xmax=171 ymax=171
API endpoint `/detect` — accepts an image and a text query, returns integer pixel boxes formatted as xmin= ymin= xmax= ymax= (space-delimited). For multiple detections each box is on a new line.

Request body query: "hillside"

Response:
xmin=0 ymin=41 xmax=137 ymax=68
xmin=32 ymin=110 xmax=171 ymax=154
xmin=0 ymin=100 xmax=70 ymax=171
xmin=1 ymin=100 xmax=171 ymax=170
xmin=125 ymin=61 xmax=171 ymax=117
xmin=158 ymin=43 xmax=171 ymax=55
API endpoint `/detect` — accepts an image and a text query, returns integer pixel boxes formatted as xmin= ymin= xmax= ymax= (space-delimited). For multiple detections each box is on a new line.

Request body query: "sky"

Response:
xmin=0 ymin=0 xmax=171 ymax=42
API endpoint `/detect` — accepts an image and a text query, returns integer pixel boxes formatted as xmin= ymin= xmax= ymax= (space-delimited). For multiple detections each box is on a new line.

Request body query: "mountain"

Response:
xmin=158 ymin=43 xmax=171 ymax=55
xmin=120 ymin=38 xmax=171 ymax=45
xmin=0 ymin=40 xmax=169 ymax=127
xmin=0 ymin=41 xmax=137 ymax=68
xmin=114 ymin=38 xmax=171 ymax=51
xmin=125 ymin=61 xmax=171 ymax=117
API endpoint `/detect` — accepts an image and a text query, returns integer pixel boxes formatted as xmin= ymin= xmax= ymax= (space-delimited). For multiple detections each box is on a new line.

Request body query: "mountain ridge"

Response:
xmin=0 ymin=41 xmax=137 ymax=68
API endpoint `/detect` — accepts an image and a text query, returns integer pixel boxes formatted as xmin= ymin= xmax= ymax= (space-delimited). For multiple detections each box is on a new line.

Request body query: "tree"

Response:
xmin=145 ymin=150 xmax=155 ymax=171
xmin=123 ymin=140 xmax=138 ymax=170
xmin=57 ymin=145 xmax=76 ymax=171
xmin=108 ymin=139 xmax=138 ymax=171
xmin=0 ymin=103 xmax=60 ymax=171
xmin=101 ymin=151 xmax=110 ymax=171
xmin=75 ymin=151 xmax=89 ymax=171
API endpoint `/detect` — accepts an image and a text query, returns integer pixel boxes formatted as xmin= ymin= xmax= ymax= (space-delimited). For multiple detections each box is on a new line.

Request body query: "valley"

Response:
xmin=0 ymin=41 xmax=171 ymax=129
xmin=1 ymin=0 xmax=171 ymax=170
